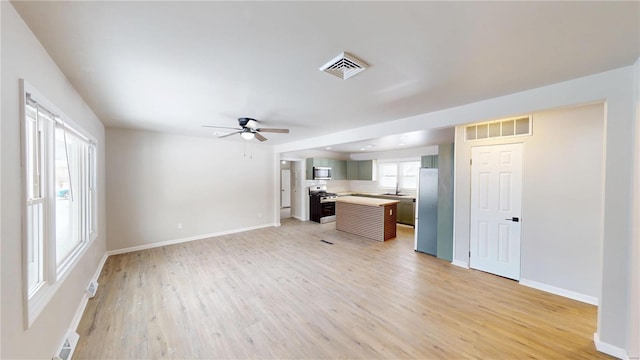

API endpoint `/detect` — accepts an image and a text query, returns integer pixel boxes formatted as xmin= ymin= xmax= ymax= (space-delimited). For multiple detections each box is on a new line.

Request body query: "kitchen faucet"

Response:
xmin=395 ymin=182 xmax=400 ymax=195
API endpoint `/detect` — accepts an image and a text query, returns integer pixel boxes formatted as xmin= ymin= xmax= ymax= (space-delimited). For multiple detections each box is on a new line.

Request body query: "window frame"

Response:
xmin=21 ymin=80 xmax=98 ymax=328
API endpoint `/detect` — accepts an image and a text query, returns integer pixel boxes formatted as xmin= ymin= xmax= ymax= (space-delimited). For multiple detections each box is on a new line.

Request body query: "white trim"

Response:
xmin=106 ymin=223 xmax=278 ymax=256
xmin=451 ymin=131 xmax=458 ymax=271
xmin=594 ymin=332 xmax=629 ymax=359
xmin=451 ymin=259 xmax=469 ymax=268
xmin=520 ymin=278 xmax=598 ymax=305
xmin=69 ymin=253 xmax=108 ymax=332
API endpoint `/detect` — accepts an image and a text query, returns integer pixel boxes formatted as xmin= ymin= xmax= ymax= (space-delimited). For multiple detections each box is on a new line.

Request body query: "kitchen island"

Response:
xmin=335 ymin=196 xmax=399 ymax=241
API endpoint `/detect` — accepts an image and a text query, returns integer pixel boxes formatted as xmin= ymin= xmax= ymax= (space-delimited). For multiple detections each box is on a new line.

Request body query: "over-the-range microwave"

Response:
xmin=313 ymin=166 xmax=332 ymax=180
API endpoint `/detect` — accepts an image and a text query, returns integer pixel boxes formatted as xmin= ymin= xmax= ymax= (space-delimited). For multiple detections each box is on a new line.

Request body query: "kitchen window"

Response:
xmin=23 ymin=83 xmax=97 ymax=327
xmin=378 ymin=160 xmax=421 ymax=192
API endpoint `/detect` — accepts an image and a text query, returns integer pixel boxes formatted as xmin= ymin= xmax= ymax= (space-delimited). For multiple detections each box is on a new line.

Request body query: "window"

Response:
xmin=23 ymin=83 xmax=97 ymax=327
xmin=378 ymin=160 xmax=421 ymax=192
xmin=379 ymin=163 xmax=398 ymax=188
xmin=465 ymin=115 xmax=532 ymax=141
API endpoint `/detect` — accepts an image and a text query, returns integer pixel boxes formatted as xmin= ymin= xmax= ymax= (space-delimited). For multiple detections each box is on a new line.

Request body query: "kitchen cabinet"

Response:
xmin=305 ymin=158 xmax=373 ymax=181
xmin=306 ymin=159 xmax=314 ymax=179
xmin=306 ymin=158 xmax=347 ymax=180
xmin=347 ymin=160 xmax=374 ymax=180
xmin=397 ymin=199 xmax=415 ymax=226
xmin=358 ymin=160 xmax=374 ymax=180
xmin=353 ymin=193 xmax=415 ymax=226
xmin=331 ymin=159 xmax=347 ymax=180
xmin=421 ymin=155 xmax=438 ymax=169
xmin=346 ymin=160 xmax=359 ymax=180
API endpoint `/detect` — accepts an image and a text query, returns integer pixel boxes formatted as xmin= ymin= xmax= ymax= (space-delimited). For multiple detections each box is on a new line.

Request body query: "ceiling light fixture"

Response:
xmin=326 ymin=147 xmax=332 ymax=150
xmin=241 ymin=131 xmax=255 ymax=140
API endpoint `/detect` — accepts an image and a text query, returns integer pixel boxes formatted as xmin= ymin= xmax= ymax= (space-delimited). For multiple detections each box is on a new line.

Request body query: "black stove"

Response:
xmin=309 ymin=186 xmax=337 ymax=223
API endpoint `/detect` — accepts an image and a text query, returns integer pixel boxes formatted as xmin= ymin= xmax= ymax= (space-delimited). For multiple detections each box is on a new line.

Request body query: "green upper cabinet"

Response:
xmin=306 ymin=158 xmax=314 ymax=179
xmin=358 ymin=160 xmax=374 ymax=180
xmin=306 ymin=158 xmax=347 ymax=180
xmin=346 ymin=160 xmax=359 ymax=180
xmin=421 ymin=155 xmax=439 ymax=168
xmin=331 ymin=159 xmax=347 ymax=180
xmin=306 ymin=158 xmax=374 ymax=181
xmin=346 ymin=160 xmax=374 ymax=180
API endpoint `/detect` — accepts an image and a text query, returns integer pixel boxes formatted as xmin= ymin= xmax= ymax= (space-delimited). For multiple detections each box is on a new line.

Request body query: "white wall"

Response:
xmin=1 ymin=3 xmax=107 ymax=358
xmin=454 ymin=104 xmax=604 ymax=301
xmin=628 ymin=57 xmax=640 ymax=359
xmin=106 ymin=128 xmax=276 ymax=251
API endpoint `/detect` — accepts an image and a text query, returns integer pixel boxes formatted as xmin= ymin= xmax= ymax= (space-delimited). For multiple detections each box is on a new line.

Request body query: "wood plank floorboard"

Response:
xmin=75 ymin=219 xmax=611 ymax=359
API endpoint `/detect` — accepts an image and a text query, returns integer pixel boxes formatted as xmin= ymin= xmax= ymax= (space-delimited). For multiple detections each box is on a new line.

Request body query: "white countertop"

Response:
xmin=335 ymin=196 xmax=400 ymax=207
xmin=335 ymin=192 xmax=415 ymax=200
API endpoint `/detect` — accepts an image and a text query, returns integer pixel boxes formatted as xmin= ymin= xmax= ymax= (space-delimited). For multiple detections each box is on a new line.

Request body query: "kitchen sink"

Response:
xmin=382 ymin=192 xmax=404 ymax=196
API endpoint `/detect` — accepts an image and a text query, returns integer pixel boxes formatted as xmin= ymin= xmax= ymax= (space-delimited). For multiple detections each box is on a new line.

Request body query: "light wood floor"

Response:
xmin=75 ymin=219 xmax=611 ymax=359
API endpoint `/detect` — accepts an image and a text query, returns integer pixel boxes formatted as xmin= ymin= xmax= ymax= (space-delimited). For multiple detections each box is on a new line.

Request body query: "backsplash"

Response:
xmin=325 ymin=180 xmax=350 ymax=193
xmin=306 ymin=179 xmax=358 ymax=193
xmin=348 ymin=180 xmax=379 ymax=194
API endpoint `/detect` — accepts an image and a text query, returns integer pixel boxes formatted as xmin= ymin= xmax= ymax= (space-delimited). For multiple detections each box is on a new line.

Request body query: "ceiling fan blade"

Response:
xmin=203 ymin=125 xmax=242 ymax=130
xmin=254 ymin=132 xmax=268 ymax=142
xmin=257 ymin=128 xmax=289 ymax=133
xmin=218 ymin=130 xmax=243 ymax=138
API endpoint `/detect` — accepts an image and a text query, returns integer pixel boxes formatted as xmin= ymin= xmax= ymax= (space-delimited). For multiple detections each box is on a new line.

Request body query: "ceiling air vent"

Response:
xmin=319 ymin=52 xmax=368 ymax=80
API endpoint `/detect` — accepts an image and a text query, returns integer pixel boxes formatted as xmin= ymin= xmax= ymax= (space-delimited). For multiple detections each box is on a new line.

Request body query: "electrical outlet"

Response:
xmin=177 ymin=223 xmax=183 ymax=229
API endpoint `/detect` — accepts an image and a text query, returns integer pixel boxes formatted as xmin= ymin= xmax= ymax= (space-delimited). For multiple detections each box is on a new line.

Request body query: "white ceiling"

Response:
xmin=11 ymin=1 xmax=639 ymax=153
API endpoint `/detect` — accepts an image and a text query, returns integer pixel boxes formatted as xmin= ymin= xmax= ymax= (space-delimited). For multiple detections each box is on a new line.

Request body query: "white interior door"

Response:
xmin=281 ymin=169 xmax=291 ymax=208
xmin=470 ymin=143 xmax=523 ymax=280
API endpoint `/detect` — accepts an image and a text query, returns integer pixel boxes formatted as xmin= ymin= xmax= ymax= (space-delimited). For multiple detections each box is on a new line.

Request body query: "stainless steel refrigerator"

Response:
xmin=414 ymin=168 xmax=438 ymax=255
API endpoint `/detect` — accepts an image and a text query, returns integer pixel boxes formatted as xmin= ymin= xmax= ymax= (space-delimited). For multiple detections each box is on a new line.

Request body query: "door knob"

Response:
xmin=505 ymin=217 xmax=520 ymax=222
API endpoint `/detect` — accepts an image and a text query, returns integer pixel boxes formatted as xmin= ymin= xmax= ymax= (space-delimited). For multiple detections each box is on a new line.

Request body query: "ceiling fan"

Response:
xmin=203 ymin=117 xmax=289 ymax=141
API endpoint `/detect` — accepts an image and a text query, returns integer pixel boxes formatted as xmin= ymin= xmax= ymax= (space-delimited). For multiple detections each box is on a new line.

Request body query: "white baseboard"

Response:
xmin=594 ymin=332 xmax=629 ymax=359
xmin=106 ymin=223 xmax=277 ymax=256
xmin=70 ymin=252 xmax=109 ymax=332
xmin=519 ymin=278 xmax=598 ymax=305
xmin=451 ymin=259 xmax=469 ymax=268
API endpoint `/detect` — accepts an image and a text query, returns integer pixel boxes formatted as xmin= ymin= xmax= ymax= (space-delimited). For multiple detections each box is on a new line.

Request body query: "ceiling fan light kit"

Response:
xmin=240 ymin=130 xmax=255 ymax=140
